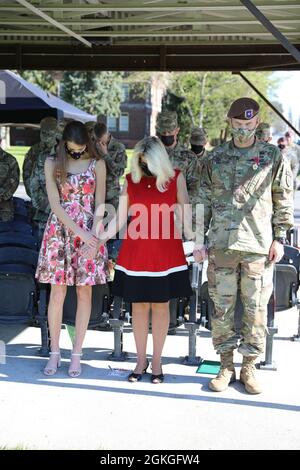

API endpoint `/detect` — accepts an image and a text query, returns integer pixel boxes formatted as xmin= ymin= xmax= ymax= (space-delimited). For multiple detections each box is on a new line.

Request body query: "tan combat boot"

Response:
xmin=240 ymin=356 xmax=262 ymax=394
xmin=209 ymin=351 xmax=236 ymax=392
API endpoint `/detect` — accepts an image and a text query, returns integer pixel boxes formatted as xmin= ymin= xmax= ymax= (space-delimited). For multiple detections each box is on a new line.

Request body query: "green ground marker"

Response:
xmin=196 ymin=360 xmax=221 ymax=375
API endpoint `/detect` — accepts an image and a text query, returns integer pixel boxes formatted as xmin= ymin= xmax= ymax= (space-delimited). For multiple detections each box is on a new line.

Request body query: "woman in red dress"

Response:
xmin=98 ymin=136 xmax=193 ymax=383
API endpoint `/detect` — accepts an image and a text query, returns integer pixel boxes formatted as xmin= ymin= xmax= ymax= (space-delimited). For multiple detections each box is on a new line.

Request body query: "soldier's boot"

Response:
xmin=208 ymin=351 xmax=236 ymax=392
xmin=240 ymin=356 xmax=262 ymax=394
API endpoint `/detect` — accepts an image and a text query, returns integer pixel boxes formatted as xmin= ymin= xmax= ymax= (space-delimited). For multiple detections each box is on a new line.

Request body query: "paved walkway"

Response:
xmin=0 ymin=187 xmax=299 ymax=450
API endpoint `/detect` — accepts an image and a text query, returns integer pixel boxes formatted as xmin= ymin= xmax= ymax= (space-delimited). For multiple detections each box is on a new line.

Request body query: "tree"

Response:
xmin=18 ymin=70 xmax=57 ymax=94
xmin=167 ymin=71 xmax=279 ymax=144
xmin=60 ymin=71 xmax=123 ymax=117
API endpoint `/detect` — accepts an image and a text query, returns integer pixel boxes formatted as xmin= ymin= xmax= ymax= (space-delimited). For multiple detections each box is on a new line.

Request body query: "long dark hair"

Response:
xmin=55 ymin=120 xmax=98 ymax=182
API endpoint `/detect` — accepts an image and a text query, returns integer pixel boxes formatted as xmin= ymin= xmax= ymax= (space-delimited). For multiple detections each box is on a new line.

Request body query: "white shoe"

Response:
xmin=68 ymin=352 xmax=82 ymax=378
xmin=43 ymin=351 xmax=61 ymax=376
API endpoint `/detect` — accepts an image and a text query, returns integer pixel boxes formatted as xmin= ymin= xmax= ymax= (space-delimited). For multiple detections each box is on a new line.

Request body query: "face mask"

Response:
xmin=278 ymin=144 xmax=285 ymax=150
xmin=231 ymin=126 xmax=257 ymax=144
xmin=160 ymin=134 xmax=175 ymax=147
xmin=65 ymin=143 xmax=86 ymax=160
xmin=139 ymin=161 xmax=154 ymax=177
xmin=191 ymin=144 xmax=204 ymax=155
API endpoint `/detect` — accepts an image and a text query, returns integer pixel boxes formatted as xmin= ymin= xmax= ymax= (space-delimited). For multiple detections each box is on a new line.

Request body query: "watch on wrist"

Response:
xmin=274 ymin=237 xmax=287 ymax=245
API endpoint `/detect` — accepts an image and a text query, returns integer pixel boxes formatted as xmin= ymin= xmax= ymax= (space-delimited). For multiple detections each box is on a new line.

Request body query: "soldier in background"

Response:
xmin=0 ymin=138 xmax=20 ymax=222
xmin=92 ymin=122 xmax=127 ymax=260
xmin=189 ymin=126 xmax=208 ymax=178
xmin=255 ymin=122 xmax=272 ymax=143
xmin=85 ymin=121 xmax=96 ymax=138
xmin=277 ymin=136 xmax=299 ymax=191
xmin=194 ymin=97 xmax=294 ymax=394
xmin=22 ymin=117 xmax=57 ymax=198
xmin=93 ymin=122 xmax=127 ymax=212
xmin=155 ymin=111 xmax=199 ymax=202
xmin=285 ymin=130 xmax=300 ymax=164
xmin=29 ymin=146 xmax=52 ymax=245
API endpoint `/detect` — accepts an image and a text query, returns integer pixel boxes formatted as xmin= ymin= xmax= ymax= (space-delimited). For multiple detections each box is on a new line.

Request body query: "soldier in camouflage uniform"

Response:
xmin=85 ymin=121 xmax=96 ymax=137
xmin=255 ymin=122 xmax=272 ymax=143
xmin=189 ymin=126 xmax=208 ymax=179
xmin=285 ymin=130 xmax=300 ymax=164
xmin=194 ymin=98 xmax=294 ymax=394
xmin=29 ymin=147 xmax=52 ymax=245
xmin=92 ymin=122 xmax=127 ymax=260
xmin=93 ymin=122 xmax=127 ymax=211
xmin=156 ymin=111 xmax=199 ymax=203
xmin=22 ymin=117 xmax=57 ymax=198
xmin=0 ymin=138 xmax=20 ymax=222
xmin=285 ymin=131 xmax=300 ymax=189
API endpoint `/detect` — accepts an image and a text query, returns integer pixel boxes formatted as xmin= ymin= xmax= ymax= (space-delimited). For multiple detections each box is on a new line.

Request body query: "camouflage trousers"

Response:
xmin=207 ymin=248 xmax=274 ymax=357
xmin=0 ymin=200 xmax=14 ymax=222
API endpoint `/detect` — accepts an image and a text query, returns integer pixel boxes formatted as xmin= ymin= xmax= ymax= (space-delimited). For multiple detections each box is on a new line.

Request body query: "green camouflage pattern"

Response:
xmin=166 ymin=142 xmax=200 ymax=201
xmin=155 ymin=111 xmax=178 ymax=133
xmin=29 ymin=148 xmax=51 ymax=242
xmin=255 ymin=122 xmax=270 ymax=140
xmin=0 ymin=147 xmax=20 ymax=221
xmin=190 ymin=127 xmax=207 ymax=145
xmin=207 ymin=248 xmax=274 ymax=356
xmin=22 ymin=118 xmax=57 ymax=198
xmin=285 ymin=143 xmax=300 ymax=187
xmin=100 ymin=136 xmax=127 ymax=209
xmin=197 ymin=139 xmax=294 ymax=254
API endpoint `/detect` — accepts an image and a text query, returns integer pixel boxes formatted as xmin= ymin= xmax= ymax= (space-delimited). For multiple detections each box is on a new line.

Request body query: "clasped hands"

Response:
xmin=79 ymin=230 xmax=106 ymax=258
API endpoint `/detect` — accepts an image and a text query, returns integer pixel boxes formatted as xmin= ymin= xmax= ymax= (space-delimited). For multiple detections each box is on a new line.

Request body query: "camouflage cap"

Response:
xmin=156 ymin=111 xmax=178 ymax=133
xmin=190 ymin=127 xmax=207 ymax=145
xmin=227 ymin=97 xmax=260 ymax=120
xmin=40 ymin=117 xmax=57 ymax=131
xmin=255 ymin=122 xmax=271 ymax=139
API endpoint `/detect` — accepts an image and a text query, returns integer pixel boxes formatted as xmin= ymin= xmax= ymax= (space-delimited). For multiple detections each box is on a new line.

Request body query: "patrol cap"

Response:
xmin=156 ymin=110 xmax=178 ymax=133
xmin=255 ymin=122 xmax=270 ymax=139
xmin=190 ymin=127 xmax=207 ymax=145
xmin=227 ymin=97 xmax=260 ymax=120
xmin=40 ymin=117 xmax=57 ymax=131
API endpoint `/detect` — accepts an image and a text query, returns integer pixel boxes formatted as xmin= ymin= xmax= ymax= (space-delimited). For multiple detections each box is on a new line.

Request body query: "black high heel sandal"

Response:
xmin=151 ymin=369 xmax=164 ymax=384
xmin=128 ymin=360 xmax=149 ymax=382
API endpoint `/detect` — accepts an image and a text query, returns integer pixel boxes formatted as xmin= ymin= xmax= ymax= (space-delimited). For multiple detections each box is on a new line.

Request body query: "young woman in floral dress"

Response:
xmin=36 ymin=120 xmax=109 ymax=377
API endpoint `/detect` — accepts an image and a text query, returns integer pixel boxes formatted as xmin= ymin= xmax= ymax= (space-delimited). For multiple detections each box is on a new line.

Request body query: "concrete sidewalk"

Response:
xmin=0 ymin=305 xmax=299 ymax=450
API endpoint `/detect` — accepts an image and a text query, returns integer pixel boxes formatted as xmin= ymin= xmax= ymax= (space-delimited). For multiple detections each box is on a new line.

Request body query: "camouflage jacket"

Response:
xmin=285 ymin=144 xmax=300 ymax=181
xmin=100 ymin=136 xmax=127 ymax=209
xmin=166 ymin=142 xmax=200 ymax=200
xmin=197 ymin=139 xmax=294 ymax=254
xmin=0 ymin=148 xmax=20 ymax=222
xmin=29 ymin=148 xmax=51 ymax=224
xmin=23 ymin=142 xmax=53 ymax=198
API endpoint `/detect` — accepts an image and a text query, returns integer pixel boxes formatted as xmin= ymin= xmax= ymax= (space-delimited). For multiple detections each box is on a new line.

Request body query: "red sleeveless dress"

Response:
xmin=112 ymin=169 xmax=192 ymax=302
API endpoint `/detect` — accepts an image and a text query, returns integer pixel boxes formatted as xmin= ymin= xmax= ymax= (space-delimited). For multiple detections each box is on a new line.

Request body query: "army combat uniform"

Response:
xmin=29 ymin=148 xmax=51 ymax=244
xmin=101 ymin=136 xmax=127 ymax=211
xmin=198 ymin=138 xmax=294 ymax=358
xmin=0 ymin=147 xmax=20 ymax=222
xmin=156 ymin=111 xmax=199 ymax=203
xmin=22 ymin=117 xmax=57 ymax=198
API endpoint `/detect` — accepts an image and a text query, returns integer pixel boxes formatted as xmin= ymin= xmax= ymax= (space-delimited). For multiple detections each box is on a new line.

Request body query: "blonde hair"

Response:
xmin=131 ymin=136 xmax=175 ymax=192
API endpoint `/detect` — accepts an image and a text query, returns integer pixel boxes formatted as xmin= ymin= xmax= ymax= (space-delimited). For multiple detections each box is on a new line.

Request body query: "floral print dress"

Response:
xmin=35 ymin=158 xmax=109 ymax=286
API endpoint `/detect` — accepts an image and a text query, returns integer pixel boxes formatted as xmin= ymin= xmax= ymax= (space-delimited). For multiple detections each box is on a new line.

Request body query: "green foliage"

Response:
xmin=61 ymin=71 xmax=123 ymax=116
xmin=18 ymin=71 xmax=57 ymax=94
xmin=167 ymin=72 xmax=279 ymax=144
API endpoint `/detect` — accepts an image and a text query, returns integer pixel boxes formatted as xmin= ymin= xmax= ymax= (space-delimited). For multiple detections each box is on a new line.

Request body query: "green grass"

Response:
xmin=0 ymin=444 xmax=28 ymax=450
xmin=7 ymin=146 xmax=29 ymax=179
xmin=7 ymin=146 xmax=134 ymax=185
